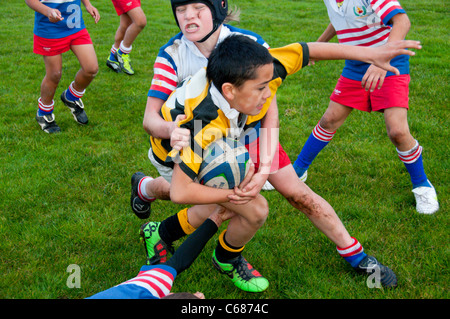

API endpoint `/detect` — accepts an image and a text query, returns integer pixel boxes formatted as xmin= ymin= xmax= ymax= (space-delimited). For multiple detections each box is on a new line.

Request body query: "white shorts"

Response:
xmin=148 ymin=148 xmax=173 ymax=183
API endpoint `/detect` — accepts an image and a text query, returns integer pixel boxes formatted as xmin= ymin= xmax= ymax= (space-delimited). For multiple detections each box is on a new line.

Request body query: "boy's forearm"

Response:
xmin=317 ymin=23 xmax=336 ymax=42
xmin=387 ymin=13 xmax=410 ymax=42
xmin=25 ymin=0 xmax=49 ymax=15
xmin=170 ymin=165 xmax=233 ymax=205
xmin=81 ymin=0 xmax=93 ymax=8
xmin=259 ymin=96 xmax=279 ymax=176
xmin=307 ymin=42 xmax=368 ymax=61
xmin=306 ymin=41 xmax=400 ymax=64
xmin=143 ymin=97 xmax=174 ymax=138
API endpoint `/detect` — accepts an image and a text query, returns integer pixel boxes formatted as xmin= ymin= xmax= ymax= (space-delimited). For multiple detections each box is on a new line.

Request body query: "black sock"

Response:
xmin=159 ymin=214 xmax=186 ymax=244
xmin=215 ymin=231 xmax=243 ymax=262
xmin=165 ymin=219 xmax=218 ymax=274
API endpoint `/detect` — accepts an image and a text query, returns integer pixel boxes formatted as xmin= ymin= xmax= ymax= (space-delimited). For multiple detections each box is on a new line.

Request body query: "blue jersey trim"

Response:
xmin=382 ymin=8 xmax=406 ymax=26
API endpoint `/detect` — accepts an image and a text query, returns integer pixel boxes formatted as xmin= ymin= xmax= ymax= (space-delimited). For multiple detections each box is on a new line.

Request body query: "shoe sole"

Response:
xmin=60 ymin=92 xmax=88 ymax=125
xmin=106 ymin=60 xmax=121 ymax=73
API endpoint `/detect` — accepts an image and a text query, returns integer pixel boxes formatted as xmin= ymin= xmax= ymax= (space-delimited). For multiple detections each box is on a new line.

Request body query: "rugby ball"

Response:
xmin=198 ymin=137 xmax=251 ymax=189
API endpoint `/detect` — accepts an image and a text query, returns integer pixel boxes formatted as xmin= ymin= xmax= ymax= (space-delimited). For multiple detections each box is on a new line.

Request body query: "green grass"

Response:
xmin=0 ymin=0 xmax=448 ymax=300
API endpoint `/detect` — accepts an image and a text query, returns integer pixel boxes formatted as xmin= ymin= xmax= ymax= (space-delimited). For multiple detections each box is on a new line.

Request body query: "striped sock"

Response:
xmin=118 ymin=41 xmax=132 ymax=56
xmin=137 ymin=176 xmax=156 ymax=202
xmin=110 ymin=45 xmax=118 ymax=61
xmin=66 ymin=81 xmax=85 ymax=102
xmin=336 ymin=237 xmax=367 ymax=268
xmin=293 ymin=122 xmax=335 ymax=176
xmin=397 ymin=140 xmax=430 ymax=188
xmin=37 ymin=97 xmax=54 ymax=116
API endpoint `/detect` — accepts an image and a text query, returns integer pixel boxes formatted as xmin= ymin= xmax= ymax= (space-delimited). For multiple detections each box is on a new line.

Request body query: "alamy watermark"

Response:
xmin=66 ymin=264 xmax=81 ymax=288
xmin=366 ymin=267 xmax=382 ymax=289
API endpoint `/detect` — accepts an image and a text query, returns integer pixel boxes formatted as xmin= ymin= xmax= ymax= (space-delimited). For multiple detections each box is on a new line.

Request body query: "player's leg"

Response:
xmin=292 ymin=100 xmax=352 ymax=181
xmin=271 ymin=165 xmax=354 ymax=248
xmin=211 ymin=195 xmax=270 ymax=293
xmin=293 ymin=76 xmax=372 ymax=181
xmin=120 ymin=6 xmax=147 ymax=49
xmin=61 ymin=38 xmax=98 ymax=125
xmin=70 ymin=43 xmax=99 ymax=91
xmin=140 ymin=204 xmax=216 ymax=264
xmin=269 ymin=164 xmax=397 ymax=287
xmin=107 ymin=14 xmax=132 ymax=72
xmin=36 ymin=54 xmax=63 ymax=133
xmin=142 ymin=195 xmax=270 ymax=293
xmin=40 ymin=54 xmax=62 ymax=105
xmin=384 ymin=107 xmax=439 ymax=214
xmin=130 ymin=147 xmax=173 ymax=218
xmin=115 ymin=6 xmax=147 ymax=75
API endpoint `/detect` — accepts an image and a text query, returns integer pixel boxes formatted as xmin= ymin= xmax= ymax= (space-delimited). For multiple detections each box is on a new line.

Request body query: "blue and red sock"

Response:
xmin=397 ymin=140 xmax=430 ymax=188
xmin=37 ymin=97 xmax=54 ymax=116
xmin=293 ymin=122 xmax=335 ymax=177
xmin=109 ymin=45 xmax=118 ymax=61
xmin=337 ymin=237 xmax=367 ymax=268
xmin=65 ymin=81 xmax=85 ymax=102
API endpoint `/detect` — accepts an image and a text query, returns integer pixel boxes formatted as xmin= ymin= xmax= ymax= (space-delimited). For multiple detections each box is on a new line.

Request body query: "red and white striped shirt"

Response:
xmin=88 ymin=265 xmax=176 ymax=299
xmin=148 ymin=25 xmax=269 ymax=102
xmin=325 ymin=0 xmax=405 ymax=47
xmin=324 ymin=0 xmax=408 ymax=80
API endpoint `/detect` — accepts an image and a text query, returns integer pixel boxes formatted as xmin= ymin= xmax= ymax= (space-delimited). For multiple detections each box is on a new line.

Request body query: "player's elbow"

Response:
xmin=142 ymin=117 xmax=152 ymax=135
xmin=392 ymin=13 xmax=410 ymax=33
xmin=169 ymin=187 xmax=188 ymax=204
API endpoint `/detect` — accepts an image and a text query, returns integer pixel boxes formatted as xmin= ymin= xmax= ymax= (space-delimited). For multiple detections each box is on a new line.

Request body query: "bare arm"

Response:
xmin=308 ymin=23 xmax=336 ymax=66
xmin=144 ymin=96 xmax=191 ymax=150
xmin=362 ymin=13 xmax=411 ymax=91
xmin=317 ymin=23 xmax=337 ymax=42
xmin=307 ymin=40 xmax=421 ymax=75
xmin=170 ymin=164 xmax=234 ymax=205
xmin=232 ymin=96 xmax=279 ymax=197
xmin=143 ymin=97 xmax=180 ymax=137
xmin=81 ymin=0 xmax=100 ymax=23
xmin=387 ymin=13 xmax=411 ymax=41
xmin=25 ymin=0 xmax=63 ymax=22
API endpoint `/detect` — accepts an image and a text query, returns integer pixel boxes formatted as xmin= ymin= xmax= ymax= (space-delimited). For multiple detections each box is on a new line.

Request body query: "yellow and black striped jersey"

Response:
xmin=150 ymin=42 xmax=309 ymax=180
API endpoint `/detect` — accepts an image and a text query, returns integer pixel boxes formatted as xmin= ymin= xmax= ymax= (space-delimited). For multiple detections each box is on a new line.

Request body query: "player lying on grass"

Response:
xmin=88 ymin=206 xmax=234 ymax=299
xmin=132 ymin=34 xmax=421 ymax=292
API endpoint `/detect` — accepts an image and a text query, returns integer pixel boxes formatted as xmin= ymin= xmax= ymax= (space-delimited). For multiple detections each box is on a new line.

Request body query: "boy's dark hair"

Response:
xmin=207 ymin=34 xmax=274 ymax=92
xmin=161 ymin=292 xmax=201 ymax=299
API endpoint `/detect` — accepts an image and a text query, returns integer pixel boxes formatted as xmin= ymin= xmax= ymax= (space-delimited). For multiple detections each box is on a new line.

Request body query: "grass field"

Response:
xmin=0 ymin=0 xmax=448 ymax=301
